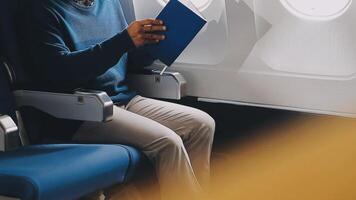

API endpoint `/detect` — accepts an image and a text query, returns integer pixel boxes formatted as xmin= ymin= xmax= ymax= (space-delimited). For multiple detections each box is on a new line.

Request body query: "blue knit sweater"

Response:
xmin=29 ymin=0 xmax=154 ymax=103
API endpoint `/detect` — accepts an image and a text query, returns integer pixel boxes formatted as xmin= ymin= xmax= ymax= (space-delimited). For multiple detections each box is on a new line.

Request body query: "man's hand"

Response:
xmin=127 ymin=19 xmax=166 ymax=48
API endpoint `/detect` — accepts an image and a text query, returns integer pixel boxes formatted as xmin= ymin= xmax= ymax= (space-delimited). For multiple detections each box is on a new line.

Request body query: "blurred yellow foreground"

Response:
xmin=111 ymin=115 xmax=356 ymax=200
xmin=209 ymin=115 xmax=356 ymax=200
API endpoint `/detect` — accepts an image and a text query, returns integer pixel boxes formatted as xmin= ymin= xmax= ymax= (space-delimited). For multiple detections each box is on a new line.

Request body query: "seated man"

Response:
xmin=26 ymin=0 xmax=215 ymax=199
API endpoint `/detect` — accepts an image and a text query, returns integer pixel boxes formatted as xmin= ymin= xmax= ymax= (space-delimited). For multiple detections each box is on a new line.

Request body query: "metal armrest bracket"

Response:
xmin=127 ymin=70 xmax=187 ymax=100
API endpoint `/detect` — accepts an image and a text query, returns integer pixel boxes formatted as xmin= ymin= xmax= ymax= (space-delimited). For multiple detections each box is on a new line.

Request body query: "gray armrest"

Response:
xmin=0 ymin=115 xmax=19 ymax=152
xmin=13 ymin=90 xmax=114 ymax=122
xmin=127 ymin=70 xmax=187 ymax=100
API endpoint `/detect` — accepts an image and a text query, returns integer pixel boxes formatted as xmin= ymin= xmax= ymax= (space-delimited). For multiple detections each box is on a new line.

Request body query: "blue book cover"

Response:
xmin=147 ymin=0 xmax=207 ymax=66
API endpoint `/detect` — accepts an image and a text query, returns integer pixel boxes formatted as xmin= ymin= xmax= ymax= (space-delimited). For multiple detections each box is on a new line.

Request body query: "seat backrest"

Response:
xmin=0 ymin=0 xmax=42 ymax=144
xmin=0 ymin=0 xmax=29 ymax=87
xmin=0 ymin=60 xmax=16 ymax=122
xmin=0 ymin=3 xmax=15 ymax=116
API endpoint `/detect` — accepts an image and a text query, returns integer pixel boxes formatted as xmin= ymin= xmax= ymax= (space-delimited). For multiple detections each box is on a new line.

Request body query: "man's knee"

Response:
xmin=144 ymin=134 xmax=187 ymax=164
xmin=191 ymin=110 xmax=216 ymax=138
xmin=143 ymin=127 xmax=184 ymax=153
xmin=161 ymin=134 xmax=185 ymax=151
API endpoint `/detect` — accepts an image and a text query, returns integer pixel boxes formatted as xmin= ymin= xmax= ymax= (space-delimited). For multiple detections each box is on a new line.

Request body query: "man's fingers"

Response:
xmin=140 ymin=19 xmax=164 ymax=26
xmin=143 ymin=25 xmax=167 ymax=32
xmin=143 ymin=33 xmax=165 ymax=41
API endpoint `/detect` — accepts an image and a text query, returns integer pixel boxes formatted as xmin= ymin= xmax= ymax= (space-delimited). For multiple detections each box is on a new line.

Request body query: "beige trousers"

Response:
xmin=72 ymin=96 xmax=215 ymax=200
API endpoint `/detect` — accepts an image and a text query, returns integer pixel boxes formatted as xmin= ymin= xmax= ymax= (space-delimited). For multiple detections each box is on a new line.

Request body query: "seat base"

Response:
xmin=0 ymin=144 xmax=142 ymax=200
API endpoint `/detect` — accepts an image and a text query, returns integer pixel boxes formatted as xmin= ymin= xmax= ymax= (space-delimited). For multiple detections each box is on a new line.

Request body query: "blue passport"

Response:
xmin=147 ymin=0 xmax=207 ymax=66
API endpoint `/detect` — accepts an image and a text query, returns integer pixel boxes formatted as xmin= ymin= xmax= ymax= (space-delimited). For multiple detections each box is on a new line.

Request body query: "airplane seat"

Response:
xmin=0 ymin=1 xmax=150 ymax=199
xmin=0 ymin=58 xmax=146 ymax=200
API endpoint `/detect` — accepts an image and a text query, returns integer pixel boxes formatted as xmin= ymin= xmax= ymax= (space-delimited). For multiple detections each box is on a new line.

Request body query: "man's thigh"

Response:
xmin=125 ymin=96 xmax=214 ymax=140
xmin=72 ymin=105 xmax=178 ymax=148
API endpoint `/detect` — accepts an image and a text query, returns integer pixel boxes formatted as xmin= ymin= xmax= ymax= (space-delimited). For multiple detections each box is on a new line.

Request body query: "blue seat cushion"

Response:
xmin=0 ymin=144 xmax=142 ymax=200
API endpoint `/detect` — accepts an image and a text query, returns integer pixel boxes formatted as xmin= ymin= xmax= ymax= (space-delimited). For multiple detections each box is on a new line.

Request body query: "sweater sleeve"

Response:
xmin=127 ymin=47 xmax=156 ymax=73
xmin=30 ymin=4 xmax=135 ymax=88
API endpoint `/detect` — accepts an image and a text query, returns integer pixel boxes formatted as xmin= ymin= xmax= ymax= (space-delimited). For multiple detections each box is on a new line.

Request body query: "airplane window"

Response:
xmin=244 ymin=0 xmax=356 ymax=77
xmin=280 ymin=0 xmax=352 ymax=21
xmin=157 ymin=0 xmax=213 ymax=11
